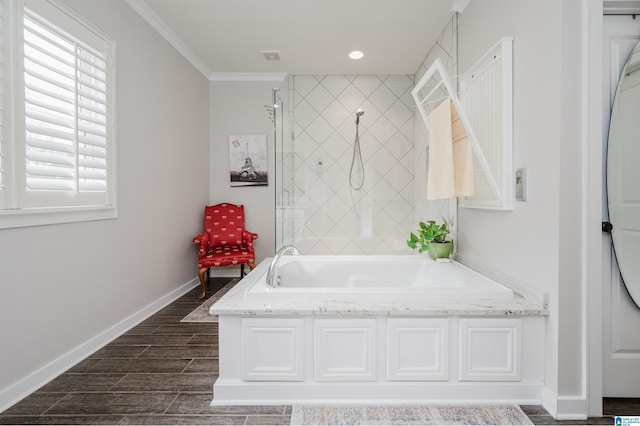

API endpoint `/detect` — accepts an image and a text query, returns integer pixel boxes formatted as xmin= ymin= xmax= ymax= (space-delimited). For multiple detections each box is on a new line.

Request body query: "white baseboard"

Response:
xmin=0 ymin=277 xmax=199 ymax=413
xmin=556 ymin=396 xmax=588 ymax=421
xmin=212 ymin=379 xmax=544 ymax=406
xmin=542 ymin=387 xmax=588 ymax=420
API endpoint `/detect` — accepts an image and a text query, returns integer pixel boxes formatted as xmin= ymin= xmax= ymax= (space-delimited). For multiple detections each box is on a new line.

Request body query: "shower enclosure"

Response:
xmin=274 ymin=75 xmax=417 ymax=255
xmin=273 ymin=85 xmax=297 ymax=250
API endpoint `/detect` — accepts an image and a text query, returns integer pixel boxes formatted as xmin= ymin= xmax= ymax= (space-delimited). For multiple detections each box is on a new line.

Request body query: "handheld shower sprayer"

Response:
xmin=350 ymin=109 xmax=365 ymax=190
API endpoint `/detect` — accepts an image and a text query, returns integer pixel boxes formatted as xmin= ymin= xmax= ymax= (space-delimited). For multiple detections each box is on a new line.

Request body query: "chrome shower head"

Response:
xmin=356 ymin=109 xmax=364 ymax=124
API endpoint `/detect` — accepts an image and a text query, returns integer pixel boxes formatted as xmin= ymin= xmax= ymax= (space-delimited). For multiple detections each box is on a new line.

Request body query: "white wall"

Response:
xmin=557 ymin=0 xmax=587 ymax=401
xmin=0 ymin=0 xmax=209 ymax=410
xmin=457 ymin=0 xmax=588 ymax=417
xmin=209 ymin=81 xmax=279 ymax=266
xmin=458 ymin=0 xmax=561 ymax=319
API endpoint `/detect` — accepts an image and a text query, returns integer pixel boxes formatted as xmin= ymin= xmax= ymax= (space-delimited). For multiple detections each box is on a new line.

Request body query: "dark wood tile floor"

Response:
xmin=1 ymin=276 xmax=639 ymax=425
xmin=0 ymin=278 xmax=291 ymax=425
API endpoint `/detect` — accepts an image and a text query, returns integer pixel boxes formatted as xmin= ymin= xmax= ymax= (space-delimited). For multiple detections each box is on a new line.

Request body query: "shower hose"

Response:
xmin=349 ymin=118 xmax=364 ymax=190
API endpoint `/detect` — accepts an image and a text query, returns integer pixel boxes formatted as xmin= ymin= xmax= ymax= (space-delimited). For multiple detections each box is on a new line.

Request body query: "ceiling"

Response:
xmin=127 ymin=0 xmax=469 ymax=79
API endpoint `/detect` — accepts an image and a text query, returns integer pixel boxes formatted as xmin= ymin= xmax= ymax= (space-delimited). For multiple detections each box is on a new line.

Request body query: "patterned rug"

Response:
xmin=290 ymin=404 xmax=533 ymax=425
xmin=180 ymin=279 xmax=239 ymax=323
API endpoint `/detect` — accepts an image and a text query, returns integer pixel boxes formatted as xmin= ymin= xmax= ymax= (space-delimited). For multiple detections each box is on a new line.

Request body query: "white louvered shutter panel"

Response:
xmin=77 ymin=48 xmax=108 ymax=192
xmin=22 ymin=6 xmax=111 ymax=208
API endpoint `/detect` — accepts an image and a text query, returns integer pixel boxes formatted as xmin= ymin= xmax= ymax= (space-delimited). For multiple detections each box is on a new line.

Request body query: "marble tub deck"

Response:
xmin=210 ymin=257 xmax=549 ymax=318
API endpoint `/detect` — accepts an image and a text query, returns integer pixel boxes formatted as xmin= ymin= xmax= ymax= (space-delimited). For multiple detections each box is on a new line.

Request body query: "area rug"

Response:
xmin=290 ymin=404 xmax=533 ymax=425
xmin=180 ymin=279 xmax=239 ymax=323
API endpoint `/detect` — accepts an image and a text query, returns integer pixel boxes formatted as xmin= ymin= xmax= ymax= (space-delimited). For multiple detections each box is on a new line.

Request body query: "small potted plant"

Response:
xmin=407 ymin=217 xmax=453 ymax=260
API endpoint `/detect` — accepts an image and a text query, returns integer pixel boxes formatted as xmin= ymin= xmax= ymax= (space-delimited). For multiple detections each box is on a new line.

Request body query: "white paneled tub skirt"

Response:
xmin=210 ymin=255 xmax=548 ymax=406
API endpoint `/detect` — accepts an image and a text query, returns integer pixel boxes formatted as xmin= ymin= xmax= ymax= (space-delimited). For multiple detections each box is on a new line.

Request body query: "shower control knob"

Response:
xmin=602 ymin=221 xmax=613 ymax=233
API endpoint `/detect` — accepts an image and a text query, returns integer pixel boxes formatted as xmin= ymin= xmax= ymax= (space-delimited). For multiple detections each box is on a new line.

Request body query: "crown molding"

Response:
xmin=125 ymin=0 xmax=211 ymax=78
xmin=125 ymin=1 xmax=288 ymax=82
xmin=209 ymin=72 xmax=288 ymax=82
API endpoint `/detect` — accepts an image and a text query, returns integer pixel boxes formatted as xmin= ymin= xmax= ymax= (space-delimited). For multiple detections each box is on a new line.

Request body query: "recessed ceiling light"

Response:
xmin=349 ymin=50 xmax=364 ymax=60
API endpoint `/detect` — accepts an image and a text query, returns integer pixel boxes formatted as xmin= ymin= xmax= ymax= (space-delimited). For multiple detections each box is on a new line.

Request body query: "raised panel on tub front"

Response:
xmin=240 ymin=318 xmax=304 ymax=381
xmin=386 ymin=318 xmax=449 ymax=381
xmin=314 ymin=318 xmax=376 ymax=382
xmin=458 ymin=318 xmax=521 ymax=381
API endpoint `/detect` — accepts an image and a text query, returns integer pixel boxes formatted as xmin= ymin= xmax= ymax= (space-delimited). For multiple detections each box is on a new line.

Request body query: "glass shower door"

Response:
xmin=274 ymin=84 xmax=296 ymax=251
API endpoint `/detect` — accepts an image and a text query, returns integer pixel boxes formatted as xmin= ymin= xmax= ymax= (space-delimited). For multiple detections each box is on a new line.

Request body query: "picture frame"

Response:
xmin=229 ymin=134 xmax=268 ymax=187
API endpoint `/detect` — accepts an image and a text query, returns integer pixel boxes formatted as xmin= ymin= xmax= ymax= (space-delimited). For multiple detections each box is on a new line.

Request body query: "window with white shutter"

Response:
xmin=0 ymin=0 xmax=116 ymax=228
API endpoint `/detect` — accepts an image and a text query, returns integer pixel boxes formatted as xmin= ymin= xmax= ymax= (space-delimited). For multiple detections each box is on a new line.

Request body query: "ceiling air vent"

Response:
xmin=260 ymin=50 xmax=282 ymax=62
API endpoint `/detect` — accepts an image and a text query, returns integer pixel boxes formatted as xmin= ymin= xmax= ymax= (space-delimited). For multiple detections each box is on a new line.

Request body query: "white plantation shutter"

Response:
xmin=0 ymin=0 xmax=116 ymax=227
xmin=77 ymin=48 xmax=108 ymax=192
xmin=22 ymin=9 xmax=110 ymax=206
xmin=24 ymin=13 xmax=78 ymax=192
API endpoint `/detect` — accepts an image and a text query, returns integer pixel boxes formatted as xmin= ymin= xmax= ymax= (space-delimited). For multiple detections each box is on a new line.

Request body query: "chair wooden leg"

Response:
xmin=198 ymin=267 xmax=208 ymax=300
xmin=240 ymin=262 xmax=256 ymax=278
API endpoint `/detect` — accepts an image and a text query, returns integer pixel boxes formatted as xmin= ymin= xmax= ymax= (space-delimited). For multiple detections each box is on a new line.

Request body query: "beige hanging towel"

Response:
xmin=450 ymin=100 xmax=474 ymax=197
xmin=427 ymin=99 xmax=474 ymax=199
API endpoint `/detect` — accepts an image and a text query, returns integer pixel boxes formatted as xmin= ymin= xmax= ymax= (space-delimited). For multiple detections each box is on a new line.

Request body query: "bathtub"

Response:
xmin=210 ymin=255 xmax=548 ymax=406
xmin=249 ymin=255 xmax=514 ymax=299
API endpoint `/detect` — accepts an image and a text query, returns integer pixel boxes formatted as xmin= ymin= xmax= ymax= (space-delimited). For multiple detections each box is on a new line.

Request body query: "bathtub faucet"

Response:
xmin=266 ymin=245 xmax=300 ymax=287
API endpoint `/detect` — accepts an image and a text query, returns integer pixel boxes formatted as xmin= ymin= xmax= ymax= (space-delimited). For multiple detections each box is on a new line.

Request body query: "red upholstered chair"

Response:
xmin=193 ymin=203 xmax=258 ymax=299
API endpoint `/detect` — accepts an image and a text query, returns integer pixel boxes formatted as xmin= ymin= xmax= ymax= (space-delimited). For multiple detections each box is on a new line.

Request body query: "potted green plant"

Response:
xmin=407 ymin=217 xmax=453 ymax=260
